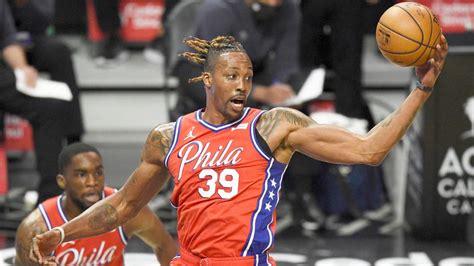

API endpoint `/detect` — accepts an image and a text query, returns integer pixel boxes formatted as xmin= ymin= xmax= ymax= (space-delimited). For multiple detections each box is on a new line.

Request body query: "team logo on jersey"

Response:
xmin=55 ymin=241 xmax=118 ymax=265
xmin=184 ymin=126 xmax=196 ymax=141
xmin=177 ymin=140 xmax=244 ymax=180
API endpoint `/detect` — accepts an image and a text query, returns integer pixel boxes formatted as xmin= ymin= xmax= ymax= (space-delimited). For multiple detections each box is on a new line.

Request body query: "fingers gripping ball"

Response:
xmin=376 ymin=2 xmax=441 ymax=67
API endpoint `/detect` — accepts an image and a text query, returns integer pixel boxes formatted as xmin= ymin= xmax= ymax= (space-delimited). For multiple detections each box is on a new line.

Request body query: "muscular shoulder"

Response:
xmin=257 ymin=107 xmax=314 ymax=138
xmin=256 ymin=107 xmax=315 ymax=156
xmin=143 ymin=122 xmax=176 ymax=163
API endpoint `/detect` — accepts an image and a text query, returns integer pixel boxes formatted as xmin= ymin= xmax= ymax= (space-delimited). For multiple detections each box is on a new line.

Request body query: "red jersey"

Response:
xmin=165 ymin=108 xmax=287 ymax=262
xmin=38 ymin=187 xmax=127 ymax=266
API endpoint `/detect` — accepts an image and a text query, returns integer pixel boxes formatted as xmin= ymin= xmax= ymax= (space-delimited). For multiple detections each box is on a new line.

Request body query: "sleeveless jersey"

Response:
xmin=38 ymin=187 xmax=128 ymax=266
xmin=165 ymin=107 xmax=287 ymax=261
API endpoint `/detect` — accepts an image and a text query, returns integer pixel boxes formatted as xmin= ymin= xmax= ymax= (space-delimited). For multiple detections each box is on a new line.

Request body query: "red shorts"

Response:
xmin=171 ymin=248 xmax=276 ymax=266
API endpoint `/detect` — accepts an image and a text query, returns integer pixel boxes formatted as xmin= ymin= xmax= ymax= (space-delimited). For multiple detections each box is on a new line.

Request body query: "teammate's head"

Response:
xmin=56 ymin=143 xmax=105 ymax=211
xmin=181 ymin=36 xmax=253 ymax=119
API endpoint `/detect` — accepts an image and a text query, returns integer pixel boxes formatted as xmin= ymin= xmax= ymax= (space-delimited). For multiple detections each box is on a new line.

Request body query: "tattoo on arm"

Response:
xmin=258 ymin=108 xmax=314 ymax=140
xmin=88 ymin=204 xmax=119 ymax=231
xmin=147 ymin=123 xmax=175 ymax=156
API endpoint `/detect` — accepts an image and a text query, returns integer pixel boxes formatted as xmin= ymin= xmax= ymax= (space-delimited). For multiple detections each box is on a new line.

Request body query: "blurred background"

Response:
xmin=0 ymin=0 xmax=473 ymax=265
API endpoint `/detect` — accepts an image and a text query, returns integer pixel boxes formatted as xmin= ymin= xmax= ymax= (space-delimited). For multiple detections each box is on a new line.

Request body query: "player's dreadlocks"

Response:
xmin=180 ymin=36 xmax=246 ymax=83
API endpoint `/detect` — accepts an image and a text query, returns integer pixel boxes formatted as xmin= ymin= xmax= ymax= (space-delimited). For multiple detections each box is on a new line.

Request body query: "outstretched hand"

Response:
xmin=415 ymin=34 xmax=449 ymax=88
xmin=29 ymin=230 xmax=61 ymax=265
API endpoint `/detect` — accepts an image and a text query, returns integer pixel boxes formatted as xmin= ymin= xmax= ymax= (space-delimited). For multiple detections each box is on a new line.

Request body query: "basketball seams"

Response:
xmin=376 ymin=2 xmax=440 ymax=66
xmin=378 ymin=22 xmax=421 ymax=54
xmin=396 ymin=5 xmax=424 ymax=46
xmin=410 ymin=5 xmax=434 ymax=66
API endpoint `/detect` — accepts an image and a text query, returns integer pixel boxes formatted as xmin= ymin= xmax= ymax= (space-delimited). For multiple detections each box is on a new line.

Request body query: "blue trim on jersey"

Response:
xmin=242 ymin=158 xmax=286 ymax=257
xmin=38 ymin=204 xmax=53 ymax=230
xmin=118 ymin=226 xmax=128 ymax=245
xmin=250 ymin=110 xmax=271 ymax=161
xmin=164 ymin=116 xmax=183 ymax=168
xmin=196 ymin=107 xmax=250 ymax=132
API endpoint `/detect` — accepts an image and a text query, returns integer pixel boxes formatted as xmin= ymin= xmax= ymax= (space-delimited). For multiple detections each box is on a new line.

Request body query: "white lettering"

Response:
xmin=439 ymin=147 xmax=474 ymax=177
xmin=438 ymin=178 xmax=474 ymax=198
xmin=55 ymin=241 xmax=117 ymax=266
xmin=177 ymin=140 xmax=244 ymax=180
xmin=462 ymin=147 xmax=474 ymax=175
xmin=439 ymin=148 xmax=463 ymax=177
xmin=446 ymin=199 xmax=473 ymax=215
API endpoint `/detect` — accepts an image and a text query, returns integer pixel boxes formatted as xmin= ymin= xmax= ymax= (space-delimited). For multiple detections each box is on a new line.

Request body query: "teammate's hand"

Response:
xmin=29 ymin=230 xmax=61 ymax=265
xmin=415 ymin=34 xmax=448 ymax=88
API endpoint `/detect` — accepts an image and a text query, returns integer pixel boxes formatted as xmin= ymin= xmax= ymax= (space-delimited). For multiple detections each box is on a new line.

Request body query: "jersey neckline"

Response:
xmin=195 ymin=107 xmax=251 ymax=132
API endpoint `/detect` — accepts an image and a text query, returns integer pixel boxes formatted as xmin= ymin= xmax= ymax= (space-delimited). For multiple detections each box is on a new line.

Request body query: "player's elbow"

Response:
xmin=115 ymin=192 xmax=141 ymax=222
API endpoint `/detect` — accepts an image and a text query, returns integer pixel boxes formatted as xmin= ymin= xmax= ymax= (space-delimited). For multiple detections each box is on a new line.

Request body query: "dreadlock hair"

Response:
xmin=180 ymin=36 xmax=246 ymax=83
xmin=58 ymin=142 xmax=101 ymax=174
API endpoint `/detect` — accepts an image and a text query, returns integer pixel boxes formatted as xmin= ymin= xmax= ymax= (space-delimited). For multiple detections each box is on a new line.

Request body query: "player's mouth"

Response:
xmin=229 ymin=96 xmax=245 ymax=112
xmin=83 ymin=192 xmax=100 ymax=204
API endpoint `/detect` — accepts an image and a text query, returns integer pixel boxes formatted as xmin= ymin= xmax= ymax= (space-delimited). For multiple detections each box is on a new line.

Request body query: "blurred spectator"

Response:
xmin=9 ymin=0 xmax=85 ymax=143
xmin=91 ymin=0 xmax=180 ymax=66
xmin=169 ymin=0 xmax=298 ymax=120
xmin=0 ymin=0 xmax=70 ymax=203
xmin=300 ymin=0 xmax=375 ymax=127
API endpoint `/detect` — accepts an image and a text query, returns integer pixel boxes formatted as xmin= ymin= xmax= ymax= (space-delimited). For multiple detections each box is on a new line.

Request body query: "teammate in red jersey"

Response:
xmin=15 ymin=143 xmax=177 ymax=265
xmin=30 ymin=34 xmax=448 ymax=265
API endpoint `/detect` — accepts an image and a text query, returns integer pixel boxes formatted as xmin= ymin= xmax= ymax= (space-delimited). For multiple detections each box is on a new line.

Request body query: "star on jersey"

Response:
xmin=269 ymin=190 xmax=275 ymax=200
xmin=184 ymin=126 xmax=196 ymax=141
xmin=265 ymin=202 xmax=272 ymax=211
xmin=270 ymin=179 xmax=277 ymax=188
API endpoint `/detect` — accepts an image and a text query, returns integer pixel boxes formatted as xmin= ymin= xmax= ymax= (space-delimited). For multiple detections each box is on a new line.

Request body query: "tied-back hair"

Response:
xmin=180 ymin=36 xmax=246 ymax=83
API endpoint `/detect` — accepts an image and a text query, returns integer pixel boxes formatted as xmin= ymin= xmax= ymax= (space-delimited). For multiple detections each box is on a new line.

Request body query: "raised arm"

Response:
xmin=124 ymin=206 xmax=177 ymax=265
xmin=15 ymin=209 xmax=48 ymax=265
xmin=258 ymin=35 xmax=448 ymax=166
xmin=30 ymin=122 xmax=176 ymax=264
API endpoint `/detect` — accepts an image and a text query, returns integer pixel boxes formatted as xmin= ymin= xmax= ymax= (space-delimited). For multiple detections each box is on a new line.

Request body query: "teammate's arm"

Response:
xmin=30 ymin=123 xmax=176 ymax=264
xmin=259 ymin=35 xmax=448 ymax=166
xmin=15 ymin=209 xmax=50 ymax=265
xmin=124 ymin=206 xmax=177 ymax=265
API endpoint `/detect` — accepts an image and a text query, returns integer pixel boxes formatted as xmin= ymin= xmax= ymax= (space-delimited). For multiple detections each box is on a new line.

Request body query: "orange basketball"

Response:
xmin=376 ymin=2 xmax=441 ymax=67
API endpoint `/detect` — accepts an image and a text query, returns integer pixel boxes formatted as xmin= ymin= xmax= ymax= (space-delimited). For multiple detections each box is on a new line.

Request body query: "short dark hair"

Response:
xmin=180 ymin=36 xmax=247 ymax=83
xmin=58 ymin=143 xmax=101 ymax=174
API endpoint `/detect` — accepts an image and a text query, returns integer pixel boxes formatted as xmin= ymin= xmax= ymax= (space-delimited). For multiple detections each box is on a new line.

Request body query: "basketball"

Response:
xmin=376 ymin=2 xmax=441 ymax=67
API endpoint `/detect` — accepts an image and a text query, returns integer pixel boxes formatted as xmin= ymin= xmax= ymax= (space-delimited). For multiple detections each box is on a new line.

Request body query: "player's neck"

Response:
xmin=61 ymin=195 xmax=82 ymax=220
xmin=201 ymin=105 xmax=242 ymax=125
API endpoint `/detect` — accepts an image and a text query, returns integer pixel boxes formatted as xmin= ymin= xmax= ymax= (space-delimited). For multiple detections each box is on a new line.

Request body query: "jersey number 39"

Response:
xmin=198 ymin=169 xmax=239 ymax=199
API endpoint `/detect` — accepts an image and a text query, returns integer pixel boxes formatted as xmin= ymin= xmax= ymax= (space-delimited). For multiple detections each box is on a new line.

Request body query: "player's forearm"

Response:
xmin=155 ymin=235 xmax=178 ymax=265
xmin=61 ymin=192 xmax=138 ymax=242
xmin=365 ymin=87 xmax=430 ymax=163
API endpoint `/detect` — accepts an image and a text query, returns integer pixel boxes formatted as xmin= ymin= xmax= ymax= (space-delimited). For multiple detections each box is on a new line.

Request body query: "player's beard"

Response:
xmin=71 ymin=193 xmax=98 ymax=212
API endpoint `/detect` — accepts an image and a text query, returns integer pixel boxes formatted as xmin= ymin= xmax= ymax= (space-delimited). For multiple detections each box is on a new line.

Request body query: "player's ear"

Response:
xmin=57 ymin=174 xmax=66 ymax=189
xmin=202 ymin=72 xmax=212 ymax=88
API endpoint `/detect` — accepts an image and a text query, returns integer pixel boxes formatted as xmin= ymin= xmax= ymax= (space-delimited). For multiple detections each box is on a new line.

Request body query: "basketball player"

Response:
xmin=16 ymin=143 xmax=177 ymax=265
xmin=30 ymin=35 xmax=448 ymax=265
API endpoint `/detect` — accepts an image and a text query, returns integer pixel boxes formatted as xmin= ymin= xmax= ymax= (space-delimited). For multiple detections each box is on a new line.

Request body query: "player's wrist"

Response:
xmin=415 ymin=79 xmax=433 ymax=93
xmin=51 ymin=227 xmax=65 ymax=245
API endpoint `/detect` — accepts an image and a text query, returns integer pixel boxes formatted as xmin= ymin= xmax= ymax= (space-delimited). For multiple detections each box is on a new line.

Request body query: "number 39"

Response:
xmin=198 ymin=169 xmax=239 ymax=199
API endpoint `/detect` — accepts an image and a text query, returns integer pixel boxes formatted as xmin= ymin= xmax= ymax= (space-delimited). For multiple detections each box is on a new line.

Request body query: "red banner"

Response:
xmin=0 ymin=144 xmax=7 ymax=195
xmin=5 ymin=114 xmax=34 ymax=152
xmin=87 ymin=0 xmax=164 ymax=42
xmin=400 ymin=0 xmax=474 ymax=33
